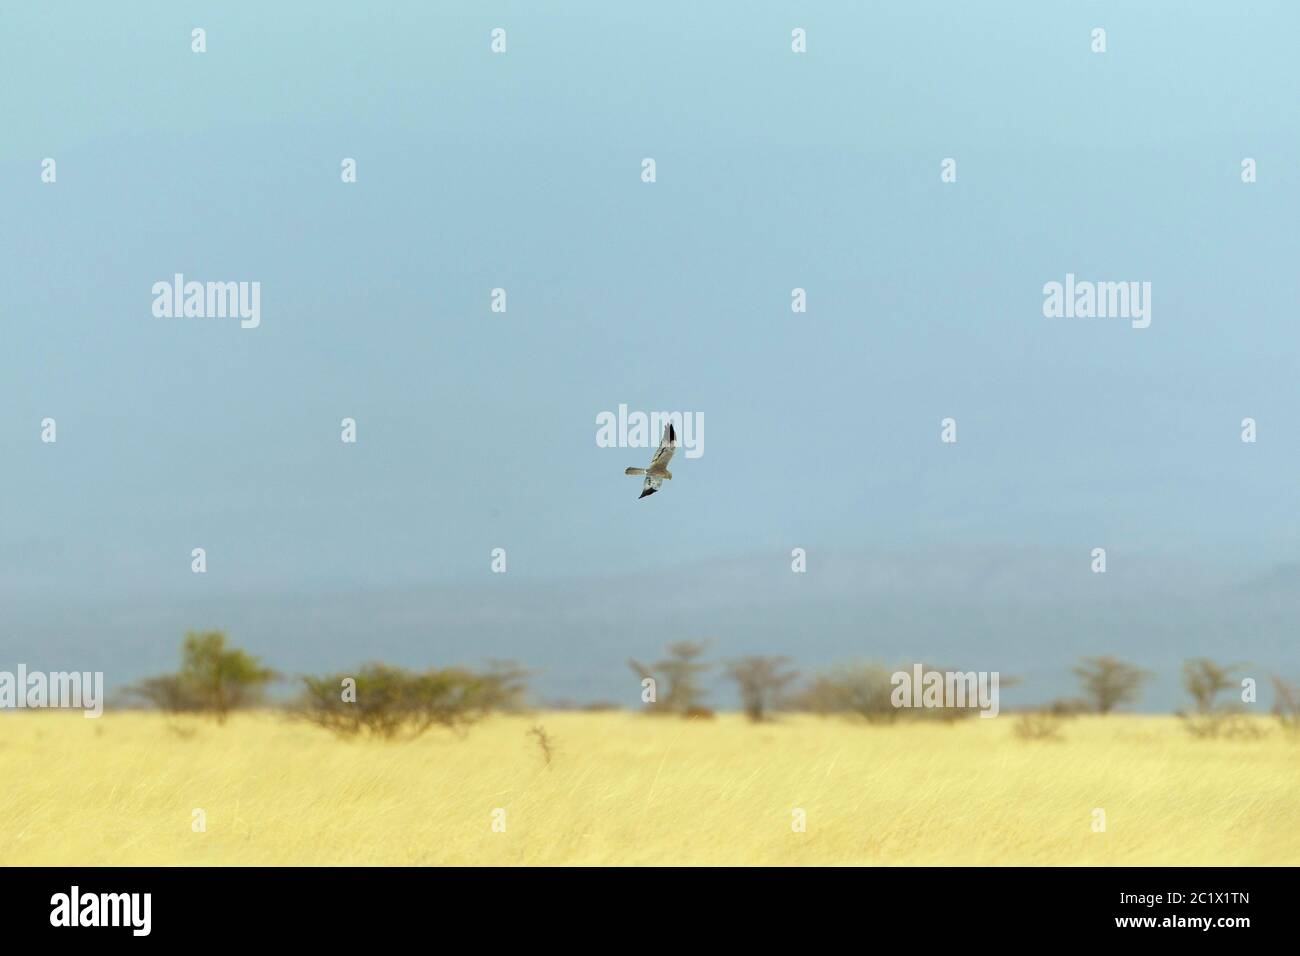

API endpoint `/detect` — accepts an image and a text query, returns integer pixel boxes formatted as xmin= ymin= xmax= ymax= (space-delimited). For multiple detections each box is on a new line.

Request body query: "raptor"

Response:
xmin=625 ymin=422 xmax=676 ymax=499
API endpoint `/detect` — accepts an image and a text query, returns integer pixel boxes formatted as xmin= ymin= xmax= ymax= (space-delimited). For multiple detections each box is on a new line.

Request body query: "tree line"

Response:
xmin=127 ymin=632 xmax=1300 ymax=738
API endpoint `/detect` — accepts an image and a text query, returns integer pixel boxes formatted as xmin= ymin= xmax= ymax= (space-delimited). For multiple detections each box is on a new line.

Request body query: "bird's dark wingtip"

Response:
xmin=639 ymin=488 xmax=656 ymax=499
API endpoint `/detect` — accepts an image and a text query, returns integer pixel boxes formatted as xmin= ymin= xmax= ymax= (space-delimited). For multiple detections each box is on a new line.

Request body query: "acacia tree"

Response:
xmin=1182 ymin=658 xmax=1242 ymax=713
xmin=132 ymin=631 xmax=276 ymax=722
xmin=130 ymin=674 xmax=202 ymax=714
xmin=629 ymin=641 xmax=712 ymax=714
xmin=1071 ymin=656 xmax=1151 ymax=714
xmin=181 ymin=631 xmax=277 ymax=722
xmin=477 ymin=659 xmax=532 ymax=712
xmin=1180 ymin=658 xmax=1254 ymax=738
xmin=724 ymin=655 xmax=798 ymax=722
xmin=299 ymin=663 xmax=496 ymax=739
xmin=657 ymin=641 xmax=711 ymax=713
xmin=1272 ymin=676 xmax=1300 ymax=734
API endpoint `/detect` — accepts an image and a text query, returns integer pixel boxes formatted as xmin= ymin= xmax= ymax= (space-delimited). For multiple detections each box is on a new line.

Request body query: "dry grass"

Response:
xmin=1 ymin=711 xmax=1296 ymax=865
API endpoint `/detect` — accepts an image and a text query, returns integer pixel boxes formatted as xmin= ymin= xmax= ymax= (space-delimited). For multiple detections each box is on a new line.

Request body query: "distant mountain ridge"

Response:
xmin=3 ymin=548 xmax=1297 ymax=713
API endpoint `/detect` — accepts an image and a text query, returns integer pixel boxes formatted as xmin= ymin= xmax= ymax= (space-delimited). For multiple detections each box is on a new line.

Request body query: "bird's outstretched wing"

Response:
xmin=649 ymin=422 xmax=677 ymax=470
xmin=639 ymin=475 xmax=665 ymax=499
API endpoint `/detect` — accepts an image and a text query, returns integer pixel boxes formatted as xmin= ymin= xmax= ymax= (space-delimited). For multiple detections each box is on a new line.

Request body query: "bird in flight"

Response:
xmin=625 ymin=422 xmax=676 ymax=499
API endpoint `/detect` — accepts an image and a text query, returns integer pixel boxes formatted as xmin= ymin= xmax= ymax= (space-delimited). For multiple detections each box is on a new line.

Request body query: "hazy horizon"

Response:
xmin=6 ymin=543 xmax=1300 ymax=712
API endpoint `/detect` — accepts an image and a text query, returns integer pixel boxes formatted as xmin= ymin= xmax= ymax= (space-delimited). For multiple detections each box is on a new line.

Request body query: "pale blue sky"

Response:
xmin=2 ymin=3 xmax=1298 ymax=706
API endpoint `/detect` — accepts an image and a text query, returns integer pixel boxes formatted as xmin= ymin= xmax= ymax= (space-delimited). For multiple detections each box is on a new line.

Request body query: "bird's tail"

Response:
xmin=625 ymin=467 xmax=647 ymax=476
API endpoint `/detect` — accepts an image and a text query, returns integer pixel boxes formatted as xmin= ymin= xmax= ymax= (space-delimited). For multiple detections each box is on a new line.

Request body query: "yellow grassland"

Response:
xmin=1 ymin=711 xmax=1296 ymax=865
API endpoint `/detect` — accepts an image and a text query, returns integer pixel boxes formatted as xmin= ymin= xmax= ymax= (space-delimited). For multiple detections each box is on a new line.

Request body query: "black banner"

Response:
xmin=0 ymin=866 xmax=1280 ymax=941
